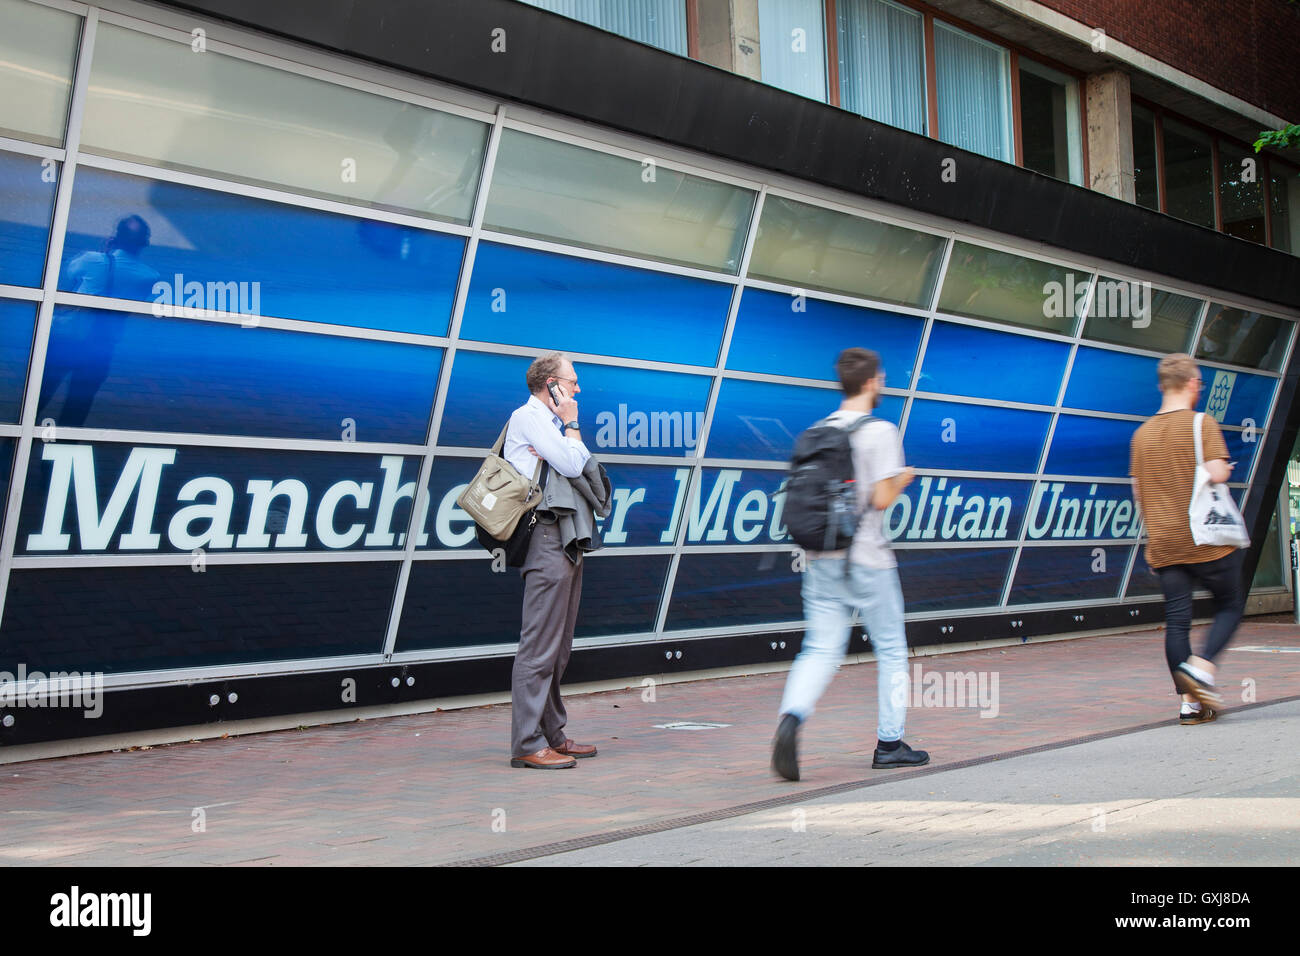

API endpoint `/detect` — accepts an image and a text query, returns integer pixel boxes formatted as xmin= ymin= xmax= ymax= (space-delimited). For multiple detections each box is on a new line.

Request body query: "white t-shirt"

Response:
xmin=806 ymin=410 xmax=905 ymax=569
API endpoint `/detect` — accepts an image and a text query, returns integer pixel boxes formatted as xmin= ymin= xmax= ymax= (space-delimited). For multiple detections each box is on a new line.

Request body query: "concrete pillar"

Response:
xmin=695 ymin=0 xmax=761 ymax=81
xmin=1086 ymin=69 xmax=1136 ymax=202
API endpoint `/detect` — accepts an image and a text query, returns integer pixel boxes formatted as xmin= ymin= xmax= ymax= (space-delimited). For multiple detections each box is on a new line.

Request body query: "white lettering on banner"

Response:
xmin=28 ymin=445 xmax=175 ymax=551
xmin=25 ymin=446 xmax=1150 ymax=554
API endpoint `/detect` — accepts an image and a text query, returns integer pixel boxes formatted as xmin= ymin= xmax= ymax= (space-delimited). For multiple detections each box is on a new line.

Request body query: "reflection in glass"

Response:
xmin=1163 ymin=119 xmax=1215 ymax=229
xmin=1196 ymin=304 xmax=1291 ymax=371
xmin=1219 ymin=142 xmax=1265 ymax=244
xmin=1269 ymin=162 xmax=1300 ymax=254
xmin=748 ymin=196 xmax=945 ymax=308
xmin=1017 ymin=59 xmax=1082 ymax=185
xmin=1082 ymin=276 xmax=1200 ymax=353
xmin=0 ymin=0 xmax=81 ymax=146
xmin=1132 ymin=105 xmax=1159 ymax=211
xmin=938 ymin=242 xmax=1089 ymax=335
xmin=39 ymin=306 xmax=441 ymax=442
xmin=484 ymin=130 xmax=755 ymax=272
xmin=62 ymin=166 xmax=463 ymax=335
xmin=81 ymin=24 xmax=488 ymax=222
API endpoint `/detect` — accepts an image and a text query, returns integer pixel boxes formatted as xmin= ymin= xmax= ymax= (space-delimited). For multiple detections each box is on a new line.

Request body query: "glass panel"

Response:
xmin=39 ymin=306 xmax=441 ymax=442
xmin=1200 ymin=367 xmax=1276 ymax=432
xmin=0 ymin=149 xmax=59 ymax=288
xmin=706 ymin=378 xmax=904 ymax=461
xmin=1162 ymin=119 xmax=1215 ymax=229
xmin=1018 ymin=59 xmax=1081 ymax=185
xmin=434 ymin=349 xmax=712 ymax=456
xmin=460 ymin=242 xmax=733 ymax=366
xmin=1126 ymin=547 xmax=1163 ymax=597
xmin=1132 ymin=104 xmax=1160 ymax=211
xmin=1219 ymin=141 xmax=1265 ymax=244
xmin=887 ymin=476 xmax=1033 ymax=545
xmin=1196 ymin=303 xmax=1292 ymax=371
xmin=0 ymin=299 xmax=38 ymax=422
xmin=896 ymin=548 xmax=1013 ymax=612
xmin=1008 ymin=545 xmax=1127 ymax=604
xmin=484 ymin=129 xmax=755 ymax=272
xmin=747 ymin=195 xmax=945 ymax=308
xmin=61 ymin=166 xmax=464 ymax=335
xmin=669 ymin=467 xmax=798 ymax=546
xmin=665 ymin=552 xmax=803 ymax=630
xmin=397 ymin=554 xmax=669 ymax=651
xmin=1252 ymin=503 xmax=1282 ymax=589
xmin=419 ymin=457 xmax=691 ymax=551
xmin=938 ymin=241 xmax=1089 ymax=335
xmin=934 ymin=22 xmax=1012 ymax=162
xmin=1043 ymin=415 xmax=1136 ymax=478
xmin=727 ymin=288 xmax=922 ymax=386
xmin=0 ymin=0 xmax=81 ymax=146
xmin=18 ymin=443 xmax=423 ymax=555
xmin=836 ymin=0 xmax=926 ymax=135
xmin=81 ymin=23 xmax=488 ymax=222
xmin=1269 ymin=162 xmax=1300 ymax=254
xmin=1081 ymin=276 xmax=1200 ymax=353
xmin=1023 ymin=481 xmax=1141 ymax=541
xmin=1062 ymin=347 xmax=1159 ymax=416
xmin=903 ymin=399 xmax=1050 ymax=473
xmin=0 ymin=562 xmax=397 ymax=672
xmin=516 ymin=0 xmax=688 ymax=55
xmin=759 ymin=0 xmax=827 ymax=102
xmin=918 ymin=320 xmax=1069 ymax=405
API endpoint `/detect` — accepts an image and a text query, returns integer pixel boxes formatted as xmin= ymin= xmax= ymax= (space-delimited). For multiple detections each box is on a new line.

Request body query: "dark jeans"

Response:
xmin=1157 ymin=550 xmax=1245 ymax=692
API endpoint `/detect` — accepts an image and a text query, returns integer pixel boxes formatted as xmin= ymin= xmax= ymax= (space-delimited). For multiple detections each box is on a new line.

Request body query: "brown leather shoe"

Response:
xmin=510 ymin=747 xmax=577 ymax=769
xmin=554 ymin=738 xmax=597 ymax=758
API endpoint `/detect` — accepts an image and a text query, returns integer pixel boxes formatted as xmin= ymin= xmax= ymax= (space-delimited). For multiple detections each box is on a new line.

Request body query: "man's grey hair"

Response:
xmin=526 ymin=352 xmax=568 ymax=394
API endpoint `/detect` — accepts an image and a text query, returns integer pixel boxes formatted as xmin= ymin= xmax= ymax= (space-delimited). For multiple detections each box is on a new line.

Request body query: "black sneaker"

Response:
xmin=771 ymin=713 xmax=801 ymax=781
xmin=872 ymin=741 xmax=930 ymax=769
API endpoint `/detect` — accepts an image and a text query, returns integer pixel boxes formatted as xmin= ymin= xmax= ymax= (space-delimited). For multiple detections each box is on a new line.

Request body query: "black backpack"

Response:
xmin=783 ymin=415 xmax=875 ymax=551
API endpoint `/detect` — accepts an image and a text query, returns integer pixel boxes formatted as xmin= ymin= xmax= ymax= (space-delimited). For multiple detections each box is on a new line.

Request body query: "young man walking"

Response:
xmin=1130 ymin=353 xmax=1245 ymax=724
xmin=772 ymin=347 xmax=928 ymax=781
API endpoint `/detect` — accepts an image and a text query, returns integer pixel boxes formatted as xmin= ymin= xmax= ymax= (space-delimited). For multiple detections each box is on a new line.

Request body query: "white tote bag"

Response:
xmin=1188 ymin=412 xmax=1250 ymax=548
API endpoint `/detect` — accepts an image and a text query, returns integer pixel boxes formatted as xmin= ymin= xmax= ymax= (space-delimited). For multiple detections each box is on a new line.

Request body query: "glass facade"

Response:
xmin=0 ymin=0 xmax=1295 ymax=696
xmin=1017 ymin=59 xmax=1082 ymax=185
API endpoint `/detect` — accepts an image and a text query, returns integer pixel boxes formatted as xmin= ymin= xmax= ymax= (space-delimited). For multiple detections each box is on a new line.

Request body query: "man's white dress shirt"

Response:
xmin=503 ymin=394 xmax=591 ymax=480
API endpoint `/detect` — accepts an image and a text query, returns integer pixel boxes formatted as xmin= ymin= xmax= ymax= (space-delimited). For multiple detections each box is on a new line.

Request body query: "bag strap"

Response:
xmin=493 ymin=423 xmax=545 ymax=483
xmin=1192 ymin=412 xmax=1205 ymax=469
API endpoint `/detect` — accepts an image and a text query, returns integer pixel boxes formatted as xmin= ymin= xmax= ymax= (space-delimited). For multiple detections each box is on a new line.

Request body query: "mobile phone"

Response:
xmin=547 ymin=380 xmax=564 ymax=407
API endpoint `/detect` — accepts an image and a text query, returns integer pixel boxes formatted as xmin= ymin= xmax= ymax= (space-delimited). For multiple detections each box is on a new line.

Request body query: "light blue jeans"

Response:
xmin=779 ymin=557 xmax=908 ymax=742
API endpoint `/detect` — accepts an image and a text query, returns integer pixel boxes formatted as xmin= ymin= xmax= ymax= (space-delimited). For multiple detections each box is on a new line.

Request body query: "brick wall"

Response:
xmin=1035 ymin=0 xmax=1300 ymax=124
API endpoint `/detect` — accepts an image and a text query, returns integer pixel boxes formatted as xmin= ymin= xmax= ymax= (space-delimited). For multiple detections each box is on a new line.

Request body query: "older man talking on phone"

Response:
xmin=503 ymin=352 xmax=606 ymax=769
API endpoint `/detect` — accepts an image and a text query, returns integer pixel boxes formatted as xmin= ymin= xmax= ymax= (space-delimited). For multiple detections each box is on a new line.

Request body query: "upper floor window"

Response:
xmin=758 ymin=0 xmax=829 ymax=102
xmin=1018 ymin=58 xmax=1082 ymax=185
xmin=933 ymin=21 xmax=1013 ymax=162
xmin=517 ymin=0 xmax=689 ymax=56
xmin=836 ymin=0 xmax=927 ymax=135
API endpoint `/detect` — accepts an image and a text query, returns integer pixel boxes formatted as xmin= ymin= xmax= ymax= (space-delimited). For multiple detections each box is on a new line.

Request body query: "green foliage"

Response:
xmin=1254 ymin=124 xmax=1300 ymax=153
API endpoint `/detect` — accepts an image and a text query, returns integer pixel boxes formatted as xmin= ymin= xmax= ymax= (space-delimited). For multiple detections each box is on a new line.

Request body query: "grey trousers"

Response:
xmin=511 ymin=521 xmax=584 ymax=757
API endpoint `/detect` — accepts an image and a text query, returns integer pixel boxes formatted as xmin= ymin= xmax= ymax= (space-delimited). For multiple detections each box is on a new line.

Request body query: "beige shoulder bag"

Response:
xmin=456 ymin=425 xmax=545 ymax=540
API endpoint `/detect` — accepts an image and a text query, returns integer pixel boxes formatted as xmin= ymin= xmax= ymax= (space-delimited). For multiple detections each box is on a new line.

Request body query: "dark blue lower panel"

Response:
xmin=665 ymin=551 xmax=803 ymax=630
xmin=395 ymin=553 xmax=671 ymax=652
xmin=896 ymin=548 xmax=1014 ymax=613
xmin=1008 ymin=544 xmax=1128 ymax=604
xmin=0 ymin=561 xmax=398 ymax=673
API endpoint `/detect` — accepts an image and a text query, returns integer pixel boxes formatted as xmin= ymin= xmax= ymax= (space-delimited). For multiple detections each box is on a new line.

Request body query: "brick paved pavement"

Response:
xmin=1 ymin=620 xmax=1296 ymax=866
